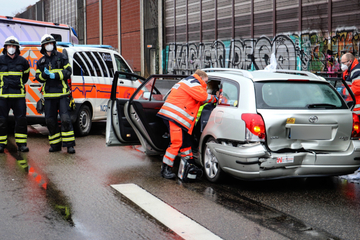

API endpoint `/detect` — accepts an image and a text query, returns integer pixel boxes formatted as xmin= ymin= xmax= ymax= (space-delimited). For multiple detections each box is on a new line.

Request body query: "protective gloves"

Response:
xmin=44 ymin=67 xmax=55 ymax=79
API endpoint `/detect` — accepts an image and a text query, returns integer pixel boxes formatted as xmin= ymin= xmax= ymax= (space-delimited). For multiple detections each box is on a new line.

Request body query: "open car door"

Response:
xmin=106 ymin=72 xmax=146 ymax=146
xmin=106 ymin=72 xmax=187 ymax=155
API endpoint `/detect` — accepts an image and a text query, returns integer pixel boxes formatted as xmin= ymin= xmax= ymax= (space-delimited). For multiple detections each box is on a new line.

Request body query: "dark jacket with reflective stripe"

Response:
xmin=35 ymin=50 xmax=72 ymax=99
xmin=0 ymin=53 xmax=30 ymax=98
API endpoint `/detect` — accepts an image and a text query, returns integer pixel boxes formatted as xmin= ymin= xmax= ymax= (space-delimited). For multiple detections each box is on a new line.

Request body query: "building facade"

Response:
xmin=16 ymin=0 xmax=85 ymax=44
xmin=15 ymin=0 xmax=360 ymax=77
xmin=164 ymin=0 xmax=360 ymax=75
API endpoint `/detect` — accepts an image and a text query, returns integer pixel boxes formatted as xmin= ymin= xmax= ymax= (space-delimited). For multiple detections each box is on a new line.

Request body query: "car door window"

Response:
xmin=219 ymin=81 xmax=239 ymax=107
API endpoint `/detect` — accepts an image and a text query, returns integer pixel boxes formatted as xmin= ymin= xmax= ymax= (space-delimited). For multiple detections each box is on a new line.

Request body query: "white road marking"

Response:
xmin=111 ymin=183 xmax=222 ymax=240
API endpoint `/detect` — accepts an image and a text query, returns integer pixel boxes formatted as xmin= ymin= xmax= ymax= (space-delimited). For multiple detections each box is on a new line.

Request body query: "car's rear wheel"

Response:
xmin=203 ymin=137 xmax=223 ymax=182
xmin=74 ymin=104 xmax=92 ymax=136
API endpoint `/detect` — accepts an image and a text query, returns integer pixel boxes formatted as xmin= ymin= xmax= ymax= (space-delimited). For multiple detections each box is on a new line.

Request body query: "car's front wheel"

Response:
xmin=203 ymin=137 xmax=223 ymax=182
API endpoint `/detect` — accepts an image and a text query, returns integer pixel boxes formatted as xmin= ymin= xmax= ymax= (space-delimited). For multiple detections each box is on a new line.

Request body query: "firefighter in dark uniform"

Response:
xmin=0 ymin=36 xmax=30 ymax=153
xmin=35 ymin=34 xmax=75 ymax=154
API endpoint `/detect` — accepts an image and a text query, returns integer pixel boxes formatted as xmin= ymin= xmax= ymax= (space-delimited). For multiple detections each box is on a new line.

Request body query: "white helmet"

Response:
xmin=40 ymin=34 xmax=57 ymax=54
xmin=2 ymin=36 xmax=20 ymax=55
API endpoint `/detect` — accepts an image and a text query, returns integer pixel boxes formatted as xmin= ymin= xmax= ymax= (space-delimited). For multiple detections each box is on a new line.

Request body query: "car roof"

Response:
xmin=203 ymin=68 xmax=326 ymax=83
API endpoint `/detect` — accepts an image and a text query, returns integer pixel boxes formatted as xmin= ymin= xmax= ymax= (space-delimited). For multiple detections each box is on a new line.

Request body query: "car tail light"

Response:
xmin=241 ymin=113 xmax=266 ymax=141
xmin=352 ymin=113 xmax=360 ymax=138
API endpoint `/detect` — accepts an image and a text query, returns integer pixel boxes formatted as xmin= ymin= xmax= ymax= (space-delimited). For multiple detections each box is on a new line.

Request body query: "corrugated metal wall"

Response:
xmin=164 ymin=0 xmax=360 ymax=74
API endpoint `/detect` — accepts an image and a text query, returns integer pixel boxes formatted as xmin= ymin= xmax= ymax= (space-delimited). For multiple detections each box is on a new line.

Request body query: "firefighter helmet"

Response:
xmin=2 ymin=36 xmax=20 ymax=55
xmin=40 ymin=34 xmax=57 ymax=54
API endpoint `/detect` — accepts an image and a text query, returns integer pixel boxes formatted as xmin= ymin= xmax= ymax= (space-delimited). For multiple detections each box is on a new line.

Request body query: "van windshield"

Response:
xmin=114 ymin=55 xmax=131 ymax=73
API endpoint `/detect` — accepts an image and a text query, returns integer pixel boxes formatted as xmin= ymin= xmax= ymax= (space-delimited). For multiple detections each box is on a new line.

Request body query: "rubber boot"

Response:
xmin=18 ymin=145 xmax=29 ymax=152
xmin=161 ymin=163 xmax=176 ymax=179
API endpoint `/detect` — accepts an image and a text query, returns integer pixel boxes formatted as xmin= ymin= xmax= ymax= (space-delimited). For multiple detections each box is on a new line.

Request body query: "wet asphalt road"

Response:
xmin=1 ymin=122 xmax=360 ymax=240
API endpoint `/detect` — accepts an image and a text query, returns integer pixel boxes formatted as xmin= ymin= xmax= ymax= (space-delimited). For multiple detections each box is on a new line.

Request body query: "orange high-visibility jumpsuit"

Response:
xmin=157 ymin=73 xmax=216 ymax=167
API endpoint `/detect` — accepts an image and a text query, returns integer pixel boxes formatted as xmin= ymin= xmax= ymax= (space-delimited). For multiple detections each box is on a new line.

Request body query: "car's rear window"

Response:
xmin=255 ymin=81 xmax=347 ymax=109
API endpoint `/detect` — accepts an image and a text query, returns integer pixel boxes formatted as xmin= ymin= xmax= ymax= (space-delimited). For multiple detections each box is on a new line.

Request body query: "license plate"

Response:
xmin=276 ymin=156 xmax=294 ymax=164
xmin=290 ymin=125 xmax=331 ymax=140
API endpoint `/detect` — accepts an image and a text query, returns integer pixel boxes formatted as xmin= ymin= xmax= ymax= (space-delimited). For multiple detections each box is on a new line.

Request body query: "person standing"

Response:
xmin=157 ymin=69 xmax=217 ymax=179
xmin=35 ymin=34 xmax=75 ymax=154
xmin=341 ymin=53 xmax=360 ymax=115
xmin=0 ymin=36 xmax=30 ymax=153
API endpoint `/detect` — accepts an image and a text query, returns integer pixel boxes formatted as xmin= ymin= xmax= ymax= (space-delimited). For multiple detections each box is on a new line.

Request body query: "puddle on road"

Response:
xmin=4 ymin=143 xmax=74 ymax=226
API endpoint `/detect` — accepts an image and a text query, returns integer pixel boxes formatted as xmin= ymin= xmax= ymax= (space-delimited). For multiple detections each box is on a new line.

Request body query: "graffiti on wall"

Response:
xmin=164 ymin=28 xmax=360 ymax=76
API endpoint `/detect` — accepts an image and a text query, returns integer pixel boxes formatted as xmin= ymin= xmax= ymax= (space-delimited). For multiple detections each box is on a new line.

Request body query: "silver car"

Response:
xmin=106 ymin=69 xmax=360 ymax=182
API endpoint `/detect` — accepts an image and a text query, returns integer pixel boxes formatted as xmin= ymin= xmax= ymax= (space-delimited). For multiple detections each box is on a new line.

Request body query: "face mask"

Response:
xmin=45 ymin=44 xmax=54 ymax=52
xmin=341 ymin=64 xmax=348 ymax=72
xmin=7 ymin=47 xmax=15 ymax=55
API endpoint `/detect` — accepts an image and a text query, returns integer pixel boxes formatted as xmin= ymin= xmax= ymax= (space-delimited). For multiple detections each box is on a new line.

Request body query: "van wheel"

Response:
xmin=75 ymin=105 xmax=92 ymax=136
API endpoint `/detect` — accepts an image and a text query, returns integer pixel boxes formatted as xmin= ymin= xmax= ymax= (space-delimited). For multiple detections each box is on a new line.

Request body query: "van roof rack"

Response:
xmin=202 ymin=68 xmax=253 ymax=79
xmin=19 ymin=41 xmax=113 ymax=49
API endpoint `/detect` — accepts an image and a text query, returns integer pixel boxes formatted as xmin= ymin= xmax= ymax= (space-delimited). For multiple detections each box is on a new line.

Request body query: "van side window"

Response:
xmin=73 ymin=52 xmax=90 ymax=76
xmin=114 ymin=55 xmax=131 ymax=73
xmin=79 ymin=52 xmax=95 ymax=76
xmin=85 ymin=51 xmax=103 ymax=77
xmin=94 ymin=52 xmax=110 ymax=77
xmin=101 ymin=52 xmax=114 ymax=78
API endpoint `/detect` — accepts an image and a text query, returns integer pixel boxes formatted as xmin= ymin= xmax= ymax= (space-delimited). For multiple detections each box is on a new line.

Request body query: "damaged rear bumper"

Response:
xmin=205 ymin=141 xmax=360 ymax=180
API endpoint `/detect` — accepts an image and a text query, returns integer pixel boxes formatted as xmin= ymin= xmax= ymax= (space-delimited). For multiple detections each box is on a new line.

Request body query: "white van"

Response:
xmin=6 ymin=43 xmax=142 ymax=136
xmin=0 ymin=15 xmax=78 ymax=44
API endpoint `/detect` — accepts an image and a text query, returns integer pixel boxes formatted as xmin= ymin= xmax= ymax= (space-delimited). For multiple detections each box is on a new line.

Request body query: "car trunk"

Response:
xmin=258 ymin=109 xmax=353 ymax=152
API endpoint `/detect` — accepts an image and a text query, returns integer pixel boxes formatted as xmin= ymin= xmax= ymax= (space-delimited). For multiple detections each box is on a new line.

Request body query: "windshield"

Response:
xmin=255 ymin=81 xmax=347 ymax=109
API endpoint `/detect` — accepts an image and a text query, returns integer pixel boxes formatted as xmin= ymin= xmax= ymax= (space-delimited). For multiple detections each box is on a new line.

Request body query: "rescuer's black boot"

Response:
xmin=161 ymin=163 xmax=176 ymax=179
xmin=49 ymin=146 xmax=61 ymax=152
xmin=18 ymin=145 xmax=29 ymax=152
xmin=67 ymin=146 xmax=75 ymax=154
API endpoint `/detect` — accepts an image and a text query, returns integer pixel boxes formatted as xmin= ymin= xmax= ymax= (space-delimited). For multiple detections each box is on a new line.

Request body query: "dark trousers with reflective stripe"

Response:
xmin=0 ymin=97 xmax=27 ymax=147
xmin=44 ymin=96 xmax=75 ymax=148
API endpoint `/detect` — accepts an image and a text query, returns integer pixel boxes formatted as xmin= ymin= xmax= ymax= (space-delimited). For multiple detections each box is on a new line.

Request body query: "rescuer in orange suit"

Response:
xmin=341 ymin=53 xmax=360 ymax=115
xmin=157 ymin=69 xmax=217 ymax=179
